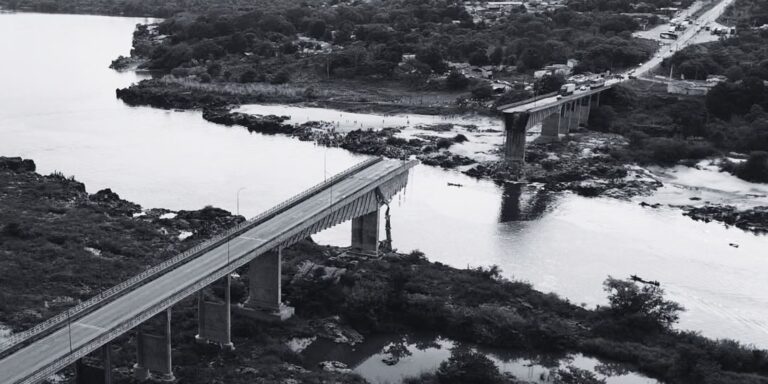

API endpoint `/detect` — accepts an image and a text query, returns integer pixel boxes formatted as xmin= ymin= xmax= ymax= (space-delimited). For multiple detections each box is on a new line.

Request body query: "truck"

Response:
xmin=589 ymin=79 xmax=606 ymax=89
xmin=559 ymin=83 xmax=576 ymax=97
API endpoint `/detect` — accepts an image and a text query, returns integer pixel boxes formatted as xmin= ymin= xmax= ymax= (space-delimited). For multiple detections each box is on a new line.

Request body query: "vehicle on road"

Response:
xmin=661 ymin=32 xmax=679 ymax=39
xmin=589 ymin=79 xmax=606 ymax=89
xmin=558 ymin=83 xmax=576 ymax=97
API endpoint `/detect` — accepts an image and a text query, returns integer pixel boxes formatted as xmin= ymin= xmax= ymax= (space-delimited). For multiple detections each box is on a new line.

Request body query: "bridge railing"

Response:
xmin=0 ymin=156 xmax=383 ymax=356
xmin=495 ymin=91 xmax=558 ymax=112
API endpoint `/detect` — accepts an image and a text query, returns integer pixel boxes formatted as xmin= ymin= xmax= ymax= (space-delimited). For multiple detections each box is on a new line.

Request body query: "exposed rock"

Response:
xmin=681 ymin=205 xmax=768 ymax=234
xmin=202 ymin=108 xmax=297 ymax=135
xmin=318 ymin=361 xmax=352 ymax=373
xmin=116 ymin=80 xmax=236 ymax=109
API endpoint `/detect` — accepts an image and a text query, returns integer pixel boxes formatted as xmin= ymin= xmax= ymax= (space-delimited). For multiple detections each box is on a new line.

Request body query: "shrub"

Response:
xmin=603 ymin=276 xmax=684 ymax=330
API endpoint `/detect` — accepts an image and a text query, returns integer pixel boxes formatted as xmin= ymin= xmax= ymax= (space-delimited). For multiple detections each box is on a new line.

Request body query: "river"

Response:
xmin=1 ymin=11 xmax=767 ymax=357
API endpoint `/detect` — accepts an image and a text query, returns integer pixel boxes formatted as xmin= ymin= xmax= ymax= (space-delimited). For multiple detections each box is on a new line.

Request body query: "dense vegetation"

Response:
xmin=78 ymin=0 xmax=655 ymax=95
xmin=587 ymin=81 xmax=768 ymax=183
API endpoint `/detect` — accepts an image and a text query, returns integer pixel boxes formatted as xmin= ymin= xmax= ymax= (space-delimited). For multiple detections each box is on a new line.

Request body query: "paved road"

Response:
xmin=0 ymin=159 xmax=411 ymax=384
xmin=503 ymin=0 xmax=736 ymax=115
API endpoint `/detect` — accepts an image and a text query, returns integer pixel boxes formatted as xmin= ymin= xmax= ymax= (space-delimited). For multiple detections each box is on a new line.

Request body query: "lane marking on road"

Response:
xmin=74 ymin=322 xmax=106 ymax=332
xmin=238 ymin=235 xmax=268 ymax=242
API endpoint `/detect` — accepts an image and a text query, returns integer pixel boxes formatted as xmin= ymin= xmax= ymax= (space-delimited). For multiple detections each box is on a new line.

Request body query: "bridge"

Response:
xmin=0 ymin=157 xmax=417 ymax=384
xmin=496 ymin=83 xmax=617 ymax=172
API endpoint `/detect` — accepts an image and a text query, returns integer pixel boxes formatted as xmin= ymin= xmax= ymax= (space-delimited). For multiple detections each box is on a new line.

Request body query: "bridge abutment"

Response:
xmin=351 ymin=208 xmax=380 ymax=254
xmin=239 ymin=249 xmax=294 ymax=321
xmin=195 ymin=276 xmax=234 ymax=349
xmin=134 ymin=309 xmax=174 ymax=381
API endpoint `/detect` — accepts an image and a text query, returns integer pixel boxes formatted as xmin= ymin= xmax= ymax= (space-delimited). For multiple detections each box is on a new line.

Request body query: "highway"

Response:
xmin=0 ymin=158 xmax=413 ymax=384
xmin=502 ymin=0 xmax=737 ymax=115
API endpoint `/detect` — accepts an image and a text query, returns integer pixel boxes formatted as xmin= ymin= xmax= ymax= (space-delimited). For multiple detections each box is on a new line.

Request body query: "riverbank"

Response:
xmin=3 ymin=156 xmax=768 ymax=384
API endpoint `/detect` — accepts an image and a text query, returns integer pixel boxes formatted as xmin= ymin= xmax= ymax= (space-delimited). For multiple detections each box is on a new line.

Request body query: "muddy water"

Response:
xmin=1 ymin=12 xmax=768 ymax=349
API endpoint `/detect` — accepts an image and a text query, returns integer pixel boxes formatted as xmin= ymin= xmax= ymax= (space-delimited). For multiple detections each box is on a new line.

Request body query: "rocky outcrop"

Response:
xmin=202 ymin=108 xmax=297 ymax=135
xmin=116 ymin=80 xmax=237 ymax=109
xmin=0 ymin=157 xmax=36 ymax=173
xmin=681 ymin=205 xmax=768 ymax=234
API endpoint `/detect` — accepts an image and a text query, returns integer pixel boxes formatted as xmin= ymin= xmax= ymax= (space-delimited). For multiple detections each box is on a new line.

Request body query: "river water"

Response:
xmin=1 ymin=11 xmax=768 ymax=356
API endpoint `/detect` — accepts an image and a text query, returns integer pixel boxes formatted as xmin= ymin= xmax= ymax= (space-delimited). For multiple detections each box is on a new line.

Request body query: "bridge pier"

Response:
xmin=239 ymin=249 xmax=294 ymax=321
xmin=540 ymin=111 xmax=561 ymax=142
xmin=351 ymin=207 xmax=380 ymax=254
xmin=195 ymin=276 xmax=233 ymax=349
xmin=75 ymin=343 xmax=112 ymax=384
xmin=134 ymin=309 xmax=174 ymax=382
xmin=503 ymin=112 xmax=529 ymax=175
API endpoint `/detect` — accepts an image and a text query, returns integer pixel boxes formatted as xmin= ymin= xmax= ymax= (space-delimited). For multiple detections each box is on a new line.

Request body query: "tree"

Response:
xmin=489 ymin=47 xmax=504 ymax=66
xmin=735 ymin=151 xmax=768 ymax=183
xmin=603 ymin=276 xmax=684 ymax=329
xmin=469 ymin=50 xmax=490 ymax=66
xmin=308 ymin=19 xmax=327 ymax=39
xmin=271 ymin=70 xmax=290 ymax=84
xmin=446 ymin=71 xmax=470 ymax=90
xmin=535 ymin=74 xmax=565 ymax=94
xmin=471 ymin=83 xmax=493 ymax=100
xmin=416 ymin=45 xmax=448 ymax=74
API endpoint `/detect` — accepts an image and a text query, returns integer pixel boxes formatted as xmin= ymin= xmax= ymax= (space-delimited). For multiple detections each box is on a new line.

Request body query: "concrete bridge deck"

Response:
xmin=0 ymin=157 xmax=416 ymax=384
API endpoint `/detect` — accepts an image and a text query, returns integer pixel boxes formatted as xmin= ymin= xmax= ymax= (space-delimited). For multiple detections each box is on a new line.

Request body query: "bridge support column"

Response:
xmin=134 ymin=309 xmax=174 ymax=381
xmin=540 ymin=112 xmax=561 ymax=142
xmin=351 ymin=208 xmax=379 ymax=254
xmin=195 ymin=276 xmax=233 ymax=349
xmin=561 ymin=101 xmax=580 ymax=135
xmin=503 ymin=112 xmax=528 ymax=176
xmin=75 ymin=343 xmax=112 ymax=384
xmin=239 ymin=249 xmax=294 ymax=322
xmin=580 ymin=96 xmax=592 ymax=127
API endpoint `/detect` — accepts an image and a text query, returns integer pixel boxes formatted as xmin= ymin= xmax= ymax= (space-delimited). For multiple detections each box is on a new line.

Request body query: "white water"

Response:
xmin=1 ymin=12 xmax=768 ymax=349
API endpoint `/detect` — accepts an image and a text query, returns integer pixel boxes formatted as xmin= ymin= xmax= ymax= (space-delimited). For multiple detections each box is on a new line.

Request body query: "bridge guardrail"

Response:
xmin=495 ymin=91 xmax=559 ymax=112
xmin=0 ymin=156 xmax=383 ymax=357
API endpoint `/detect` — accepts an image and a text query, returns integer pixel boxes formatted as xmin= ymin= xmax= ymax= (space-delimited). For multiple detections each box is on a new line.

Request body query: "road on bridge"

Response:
xmin=0 ymin=159 xmax=411 ymax=384
xmin=502 ymin=0 xmax=737 ymax=115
